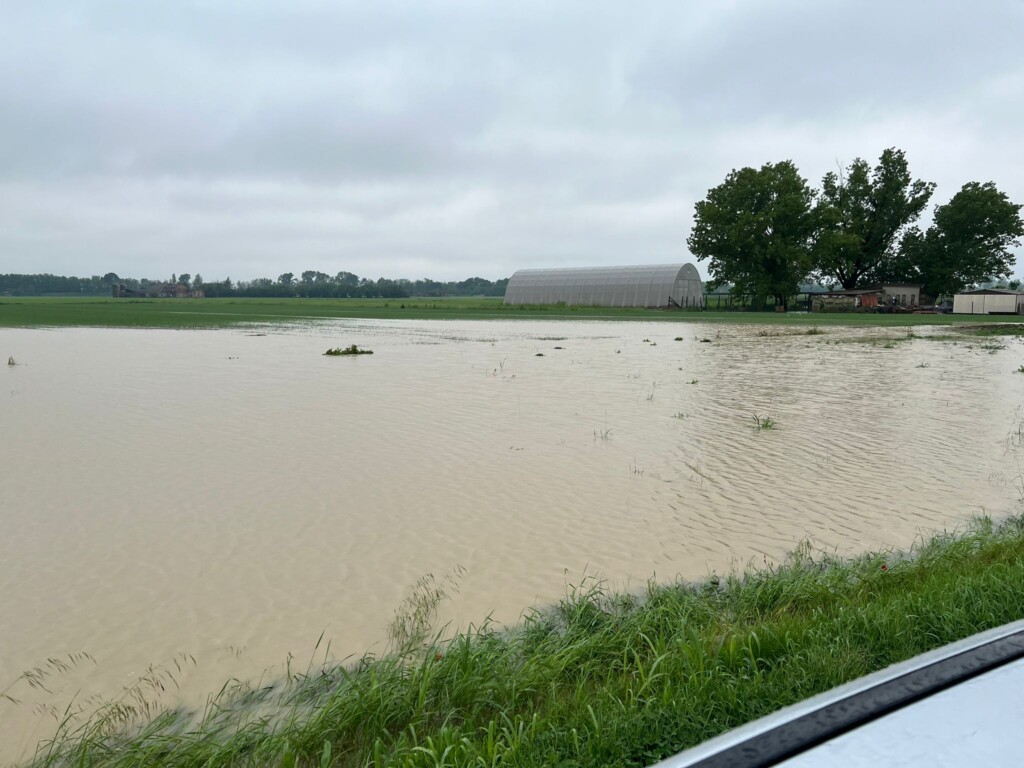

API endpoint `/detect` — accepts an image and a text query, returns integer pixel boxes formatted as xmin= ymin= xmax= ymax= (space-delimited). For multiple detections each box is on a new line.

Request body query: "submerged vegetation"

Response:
xmin=18 ymin=513 xmax=1024 ymax=767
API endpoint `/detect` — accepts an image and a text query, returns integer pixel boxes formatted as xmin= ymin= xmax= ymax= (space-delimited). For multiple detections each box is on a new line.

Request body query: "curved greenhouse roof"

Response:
xmin=503 ymin=263 xmax=703 ymax=308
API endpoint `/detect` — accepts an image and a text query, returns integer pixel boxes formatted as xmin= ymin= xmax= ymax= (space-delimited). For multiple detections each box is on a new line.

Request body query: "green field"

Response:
xmin=3 ymin=296 xmax=1024 ymax=329
xmin=23 ymin=514 xmax=1024 ymax=767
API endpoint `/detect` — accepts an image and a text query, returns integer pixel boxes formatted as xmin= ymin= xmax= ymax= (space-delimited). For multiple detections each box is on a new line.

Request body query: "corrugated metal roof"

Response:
xmin=958 ymin=288 xmax=1024 ymax=295
xmin=503 ymin=263 xmax=703 ymax=308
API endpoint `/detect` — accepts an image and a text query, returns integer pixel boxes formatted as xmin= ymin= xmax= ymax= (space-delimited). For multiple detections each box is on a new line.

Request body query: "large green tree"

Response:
xmin=814 ymin=148 xmax=935 ymax=289
xmin=900 ymin=181 xmax=1023 ymax=298
xmin=688 ymin=160 xmax=816 ymax=308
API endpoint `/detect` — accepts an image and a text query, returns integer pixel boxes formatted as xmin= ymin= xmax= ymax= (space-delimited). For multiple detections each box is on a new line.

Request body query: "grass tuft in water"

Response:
xmin=751 ymin=414 xmax=777 ymax=430
xmin=324 ymin=345 xmax=373 ymax=356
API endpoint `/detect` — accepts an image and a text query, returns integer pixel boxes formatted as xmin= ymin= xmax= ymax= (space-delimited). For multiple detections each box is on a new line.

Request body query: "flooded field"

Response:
xmin=2 ymin=319 xmax=1023 ymax=761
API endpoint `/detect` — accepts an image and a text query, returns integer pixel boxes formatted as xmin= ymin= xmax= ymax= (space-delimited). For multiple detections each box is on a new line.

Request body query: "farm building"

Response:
xmin=810 ymin=284 xmax=922 ymax=312
xmin=953 ymin=288 xmax=1024 ymax=315
xmin=112 ymin=282 xmax=204 ymax=298
xmin=503 ymin=263 xmax=703 ymax=308
xmin=811 ymin=287 xmax=881 ymax=312
xmin=880 ymin=283 xmax=921 ymax=307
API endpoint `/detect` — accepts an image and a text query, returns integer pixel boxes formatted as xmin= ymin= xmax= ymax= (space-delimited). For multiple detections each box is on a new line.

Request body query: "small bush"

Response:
xmin=324 ymin=345 xmax=373 ymax=356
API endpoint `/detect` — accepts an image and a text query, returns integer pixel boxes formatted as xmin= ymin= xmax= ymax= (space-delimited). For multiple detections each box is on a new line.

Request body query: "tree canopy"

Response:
xmin=814 ymin=148 xmax=934 ymax=289
xmin=0 ymin=271 xmax=510 ymax=299
xmin=690 ymin=147 xmax=1021 ymax=305
xmin=900 ymin=181 xmax=1023 ymax=297
xmin=687 ymin=160 xmax=816 ymax=307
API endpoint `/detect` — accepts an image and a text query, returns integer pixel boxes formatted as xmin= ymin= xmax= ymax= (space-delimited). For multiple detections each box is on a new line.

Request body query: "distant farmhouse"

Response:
xmin=810 ymin=284 xmax=921 ymax=312
xmin=503 ymin=263 xmax=703 ymax=308
xmin=112 ymin=283 xmax=204 ymax=299
xmin=953 ymin=288 xmax=1024 ymax=315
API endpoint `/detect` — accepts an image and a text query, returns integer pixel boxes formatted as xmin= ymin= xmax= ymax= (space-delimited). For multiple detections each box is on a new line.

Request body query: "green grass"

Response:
xmin=21 ymin=513 xmax=1024 ymax=767
xmin=4 ymin=297 xmax=1024 ymax=329
xmin=324 ymin=345 xmax=374 ymax=356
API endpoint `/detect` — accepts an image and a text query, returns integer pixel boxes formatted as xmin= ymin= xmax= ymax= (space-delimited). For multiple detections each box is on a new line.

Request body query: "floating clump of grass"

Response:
xmin=752 ymin=413 xmax=777 ymax=430
xmin=324 ymin=345 xmax=373 ymax=356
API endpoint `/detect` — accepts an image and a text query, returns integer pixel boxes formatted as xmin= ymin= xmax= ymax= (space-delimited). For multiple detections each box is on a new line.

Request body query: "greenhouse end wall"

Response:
xmin=503 ymin=264 xmax=703 ymax=308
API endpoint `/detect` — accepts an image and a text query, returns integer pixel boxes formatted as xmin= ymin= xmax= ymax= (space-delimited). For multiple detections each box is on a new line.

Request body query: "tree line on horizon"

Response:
xmin=0 ymin=271 xmax=510 ymax=299
xmin=688 ymin=147 xmax=1024 ymax=307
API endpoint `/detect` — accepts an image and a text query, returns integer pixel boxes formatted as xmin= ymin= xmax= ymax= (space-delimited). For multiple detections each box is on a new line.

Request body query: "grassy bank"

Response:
xmin=4 ymin=296 xmax=1024 ymax=329
xmin=25 ymin=513 xmax=1024 ymax=767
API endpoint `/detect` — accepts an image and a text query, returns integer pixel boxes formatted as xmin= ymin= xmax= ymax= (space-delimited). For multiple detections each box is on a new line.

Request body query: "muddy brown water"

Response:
xmin=2 ymin=320 xmax=1022 ymax=761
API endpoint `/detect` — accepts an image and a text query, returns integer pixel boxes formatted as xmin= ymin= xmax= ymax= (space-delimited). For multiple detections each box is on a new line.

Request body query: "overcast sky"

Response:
xmin=2 ymin=1 xmax=1022 ymax=282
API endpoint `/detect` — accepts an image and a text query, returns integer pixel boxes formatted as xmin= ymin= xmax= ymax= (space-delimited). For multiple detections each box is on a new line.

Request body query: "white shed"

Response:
xmin=503 ymin=263 xmax=703 ymax=308
xmin=952 ymin=289 xmax=1024 ymax=315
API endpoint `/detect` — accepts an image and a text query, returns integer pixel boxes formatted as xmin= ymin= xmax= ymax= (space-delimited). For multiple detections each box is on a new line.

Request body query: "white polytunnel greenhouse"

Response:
xmin=502 ymin=263 xmax=704 ymax=308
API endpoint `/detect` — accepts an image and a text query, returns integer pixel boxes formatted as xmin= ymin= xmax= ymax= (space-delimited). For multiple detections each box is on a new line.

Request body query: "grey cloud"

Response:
xmin=633 ymin=1 xmax=1024 ymax=124
xmin=1 ymin=1 xmax=1022 ymax=281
